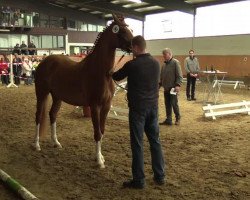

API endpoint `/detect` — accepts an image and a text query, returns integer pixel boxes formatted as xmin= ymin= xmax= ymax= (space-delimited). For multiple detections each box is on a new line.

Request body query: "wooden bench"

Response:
xmin=203 ymin=100 xmax=250 ymax=120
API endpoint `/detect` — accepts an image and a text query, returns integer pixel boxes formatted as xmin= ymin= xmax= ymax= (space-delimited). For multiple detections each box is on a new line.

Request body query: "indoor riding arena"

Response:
xmin=0 ymin=0 xmax=250 ymax=200
xmin=0 ymin=79 xmax=249 ymax=200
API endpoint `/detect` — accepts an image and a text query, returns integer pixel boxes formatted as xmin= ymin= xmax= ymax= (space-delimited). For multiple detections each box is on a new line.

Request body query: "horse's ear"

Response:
xmin=112 ymin=13 xmax=128 ymax=26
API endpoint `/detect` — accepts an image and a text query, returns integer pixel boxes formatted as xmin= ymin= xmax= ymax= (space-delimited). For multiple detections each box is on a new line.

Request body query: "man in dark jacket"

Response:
xmin=111 ymin=35 xmax=165 ymax=189
xmin=12 ymin=54 xmax=22 ymax=85
xmin=28 ymin=41 xmax=36 ymax=55
xmin=12 ymin=43 xmax=21 ymax=55
xmin=20 ymin=41 xmax=28 ymax=55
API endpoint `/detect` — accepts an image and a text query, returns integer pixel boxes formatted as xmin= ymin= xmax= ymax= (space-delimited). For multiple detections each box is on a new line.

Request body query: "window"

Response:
xmin=42 ymin=35 xmax=53 ymax=48
xmin=40 ymin=13 xmax=49 ymax=27
xmin=97 ymin=25 xmax=105 ymax=32
xmin=68 ymin=20 xmax=76 ymax=30
xmin=30 ymin=35 xmax=41 ymax=48
xmin=0 ymin=34 xmax=28 ymax=48
xmin=124 ymin=18 xmax=142 ymax=36
xmin=30 ymin=35 xmax=64 ymax=48
xmin=81 ymin=24 xmax=88 ymax=31
xmin=88 ymin=24 xmax=97 ymax=31
xmin=58 ymin=36 xmax=64 ymax=48
xmin=144 ymin=11 xmax=193 ymax=40
xmin=195 ymin=1 xmax=250 ymax=37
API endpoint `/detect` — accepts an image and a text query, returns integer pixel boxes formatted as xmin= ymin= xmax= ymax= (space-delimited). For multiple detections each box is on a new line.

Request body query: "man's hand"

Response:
xmin=190 ymin=73 xmax=198 ymax=78
xmin=175 ymin=86 xmax=180 ymax=93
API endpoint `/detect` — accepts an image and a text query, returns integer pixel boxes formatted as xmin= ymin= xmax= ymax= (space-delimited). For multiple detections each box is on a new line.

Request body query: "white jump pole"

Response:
xmin=7 ymin=54 xmax=18 ymax=88
xmin=0 ymin=169 xmax=39 ymax=200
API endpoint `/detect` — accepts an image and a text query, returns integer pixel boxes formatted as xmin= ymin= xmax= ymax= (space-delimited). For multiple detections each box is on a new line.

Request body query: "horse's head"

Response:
xmin=110 ymin=14 xmax=133 ymax=53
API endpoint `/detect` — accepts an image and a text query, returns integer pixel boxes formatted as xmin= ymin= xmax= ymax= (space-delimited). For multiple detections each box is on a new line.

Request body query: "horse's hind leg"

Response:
xmin=49 ymin=95 xmax=62 ymax=149
xmin=34 ymin=90 xmax=49 ymax=151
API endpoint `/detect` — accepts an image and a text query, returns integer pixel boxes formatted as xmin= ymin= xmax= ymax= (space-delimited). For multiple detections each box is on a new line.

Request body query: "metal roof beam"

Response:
xmin=67 ymin=0 xmax=146 ymax=20
xmin=143 ymin=0 xmax=195 ymax=15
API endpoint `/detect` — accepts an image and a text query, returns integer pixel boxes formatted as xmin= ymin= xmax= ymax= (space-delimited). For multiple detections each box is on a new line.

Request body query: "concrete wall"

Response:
xmin=147 ymin=34 xmax=250 ymax=56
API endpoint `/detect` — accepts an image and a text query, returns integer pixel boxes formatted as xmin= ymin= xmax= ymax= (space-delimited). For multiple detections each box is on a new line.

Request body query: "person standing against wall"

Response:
xmin=111 ymin=35 xmax=165 ymax=189
xmin=184 ymin=49 xmax=200 ymax=101
xmin=159 ymin=48 xmax=183 ymax=126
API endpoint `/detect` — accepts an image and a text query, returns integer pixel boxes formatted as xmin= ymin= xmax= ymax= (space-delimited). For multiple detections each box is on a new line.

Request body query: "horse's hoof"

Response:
xmin=53 ymin=145 xmax=63 ymax=149
xmin=53 ymin=142 xmax=62 ymax=149
xmin=99 ymin=164 xmax=105 ymax=169
xmin=35 ymin=146 xmax=41 ymax=151
xmin=101 ymin=156 xmax=105 ymax=163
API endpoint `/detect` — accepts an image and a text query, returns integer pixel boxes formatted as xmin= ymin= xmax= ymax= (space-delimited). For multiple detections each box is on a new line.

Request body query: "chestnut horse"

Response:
xmin=34 ymin=14 xmax=133 ymax=168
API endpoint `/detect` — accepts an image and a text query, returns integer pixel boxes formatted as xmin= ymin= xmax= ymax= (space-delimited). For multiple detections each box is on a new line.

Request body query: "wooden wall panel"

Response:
xmin=154 ymin=55 xmax=250 ymax=79
xmin=114 ymin=55 xmax=250 ymax=79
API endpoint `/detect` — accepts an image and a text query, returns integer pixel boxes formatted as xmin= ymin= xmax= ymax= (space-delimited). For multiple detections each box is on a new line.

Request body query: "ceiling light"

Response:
xmin=128 ymin=0 xmax=142 ymax=3
xmin=0 ymin=29 xmax=10 ymax=32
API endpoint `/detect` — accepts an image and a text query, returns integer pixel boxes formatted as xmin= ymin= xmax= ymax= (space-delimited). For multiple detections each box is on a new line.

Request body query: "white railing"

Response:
xmin=213 ymin=80 xmax=245 ymax=90
xmin=203 ymin=100 xmax=250 ymax=120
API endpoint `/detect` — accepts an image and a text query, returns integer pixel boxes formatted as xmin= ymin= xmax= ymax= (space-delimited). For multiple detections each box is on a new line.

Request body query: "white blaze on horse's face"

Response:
xmin=128 ymin=27 xmax=133 ymax=35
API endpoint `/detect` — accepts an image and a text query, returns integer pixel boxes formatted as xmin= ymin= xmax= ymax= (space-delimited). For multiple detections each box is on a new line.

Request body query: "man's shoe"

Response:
xmin=159 ymin=120 xmax=172 ymax=125
xmin=191 ymin=97 xmax=197 ymax=101
xmin=159 ymin=120 xmax=167 ymax=125
xmin=187 ymin=97 xmax=192 ymax=101
xmin=123 ymin=180 xmax=145 ymax=189
xmin=154 ymin=178 xmax=165 ymax=185
xmin=175 ymin=120 xmax=180 ymax=125
xmin=165 ymin=121 xmax=172 ymax=125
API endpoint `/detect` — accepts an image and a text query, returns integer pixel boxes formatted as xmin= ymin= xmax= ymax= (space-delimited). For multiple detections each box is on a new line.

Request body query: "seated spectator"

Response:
xmin=28 ymin=41 xmax=36 ymax=55
xmin=13 ymin=43 xmax=21 ymax=55
xmin=20 ymin=41 xmax=28 ymax=55
xmin=0 ymin=57 xmax=10 ymax=85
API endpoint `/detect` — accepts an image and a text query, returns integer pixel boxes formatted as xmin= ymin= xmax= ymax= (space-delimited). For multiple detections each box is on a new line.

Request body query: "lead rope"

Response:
xmin=113 ymin=53 xmax=128 ymax=91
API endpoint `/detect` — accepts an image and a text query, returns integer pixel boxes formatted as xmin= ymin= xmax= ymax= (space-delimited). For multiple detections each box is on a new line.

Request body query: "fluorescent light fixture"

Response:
xmin=0 ymin=29 xmax=10 ymax=32
xmin=128 ymin=0 xmax=142 ymax=3
xmin=48 ymin=2 xmax=65 ymax=8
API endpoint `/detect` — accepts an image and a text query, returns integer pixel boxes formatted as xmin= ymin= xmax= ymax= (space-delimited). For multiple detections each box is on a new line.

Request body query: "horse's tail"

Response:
xmin=39 ymin=95 xmax=49 ymax=138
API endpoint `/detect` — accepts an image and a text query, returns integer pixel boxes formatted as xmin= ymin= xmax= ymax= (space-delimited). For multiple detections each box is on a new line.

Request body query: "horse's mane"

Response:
xmin=85 ymin=23 xmax=112 ymax=57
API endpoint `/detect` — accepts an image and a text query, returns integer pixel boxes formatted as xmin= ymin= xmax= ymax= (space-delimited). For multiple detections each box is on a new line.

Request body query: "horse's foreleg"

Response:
xmin=49 ymin=98 xmax=62 ymax=149
xmin=90 ymin=105 xmax=105 ymax=168
xmin=34 ymin=124 xmax=41 ymax=151
xmin=98 ymin=103 xmax=112 ymax=164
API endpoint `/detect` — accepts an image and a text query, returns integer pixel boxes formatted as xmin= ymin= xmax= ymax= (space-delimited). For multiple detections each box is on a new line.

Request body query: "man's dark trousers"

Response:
xmin=186 ymin=73 xmax=197 ymax=99
xmin=129 ymin=106 xmax=165 ymax=184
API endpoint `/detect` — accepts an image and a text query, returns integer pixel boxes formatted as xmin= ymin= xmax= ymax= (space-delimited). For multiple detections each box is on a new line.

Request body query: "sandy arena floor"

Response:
xmin=0 ymin=83 xmax=249 ymax=200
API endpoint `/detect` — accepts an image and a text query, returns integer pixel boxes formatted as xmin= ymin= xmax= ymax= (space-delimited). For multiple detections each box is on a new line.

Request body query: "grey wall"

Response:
xmin=147 ymin=34 xmax=250 ymax=56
